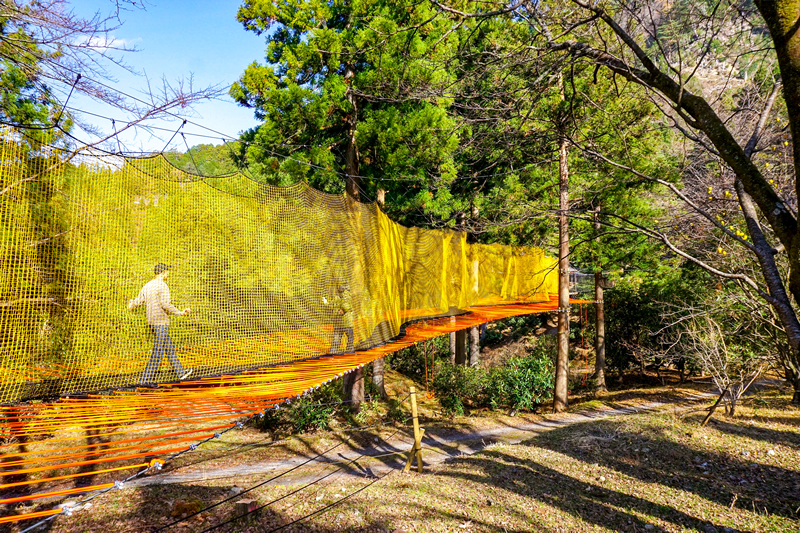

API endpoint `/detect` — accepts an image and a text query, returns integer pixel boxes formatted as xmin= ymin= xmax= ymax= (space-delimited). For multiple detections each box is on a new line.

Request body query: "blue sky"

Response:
xmin=69 ymin=0 xmax=266 ymax=153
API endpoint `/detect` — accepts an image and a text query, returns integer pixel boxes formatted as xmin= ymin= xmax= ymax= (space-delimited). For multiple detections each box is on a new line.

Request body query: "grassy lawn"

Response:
xmin=32 ymin=386 xmax=799 ymax=533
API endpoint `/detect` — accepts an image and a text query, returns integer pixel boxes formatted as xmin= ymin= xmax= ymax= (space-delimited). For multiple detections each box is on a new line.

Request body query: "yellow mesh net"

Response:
xmin=0 ymin=130 xmax=557 ymax=404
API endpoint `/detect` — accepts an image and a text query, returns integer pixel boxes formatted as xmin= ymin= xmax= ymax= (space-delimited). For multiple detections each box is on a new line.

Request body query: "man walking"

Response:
xmin=129 ymin=263 xmax=192 ymax=384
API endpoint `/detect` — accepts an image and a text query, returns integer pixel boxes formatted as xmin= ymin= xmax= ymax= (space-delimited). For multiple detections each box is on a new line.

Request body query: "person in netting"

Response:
xmin=128 ymin=263 xmax=192 ymax=383
xmin=324 ymin=283 xmax=354 ymax=354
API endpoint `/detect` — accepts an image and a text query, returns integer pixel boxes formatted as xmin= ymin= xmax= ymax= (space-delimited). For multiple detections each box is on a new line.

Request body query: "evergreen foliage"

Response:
xmin=164 ymin=143 xmax=242 ymax=176
xmin=230 ymin=0 xmax=461 ymax=218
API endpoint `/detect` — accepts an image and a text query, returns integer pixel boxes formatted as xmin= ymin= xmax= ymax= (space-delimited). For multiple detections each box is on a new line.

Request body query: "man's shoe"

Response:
xmin=179 ymin=369 xmax=193 ymax=381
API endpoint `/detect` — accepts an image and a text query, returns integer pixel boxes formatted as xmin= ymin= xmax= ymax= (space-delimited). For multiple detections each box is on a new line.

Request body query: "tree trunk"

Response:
xmin=343 ymin=368 xmax=364 ymax=412
xmin=755 ymin=5 xmax=800 ymax=291
xmin=449 ymin=331 xmax=456 ymax=364
xmin=593 ymin=206 xmax=606 ymax=392
xmin=594 ymin=272 xmax=606 ymax=392
xmin=455 ymin=329 xmax=467 ymax=366
xmin=793 ymin=377 xmax=800 ymax=404
xmin=344 ymin=63 xmax=361 ymax=201
xmin=372 ymin=357 xmax=387 ymax=399
xmin=469 ymin=326 xmax=480 ymax=366
xmin=467 ymin=204 xmax=481 ymax=368
xmin=343 ymin=63 xmax=361 ymax=408
xmin=554 ymin=131 xmax=570 ymax=413
xmin=371 ymin=189 xmax=387 ymax=398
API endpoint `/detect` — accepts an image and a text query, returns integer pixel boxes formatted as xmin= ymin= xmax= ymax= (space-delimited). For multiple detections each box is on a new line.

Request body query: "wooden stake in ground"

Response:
xmin=404 ymin=386 xmax=424 ymax=473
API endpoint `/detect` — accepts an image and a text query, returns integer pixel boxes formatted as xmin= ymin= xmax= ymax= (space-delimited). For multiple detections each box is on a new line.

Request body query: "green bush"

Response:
xmin=431 ymin=363 xmax=488 ymax=416
xmin=254 ymin=380 xmax=342 ymax=434
xmin=431 ymin=348 xmax=553 ymax=415
xmin=489 ymin=354 xmax=554 ymax=411
xmin=289 ymin=394 xmax=337 ymax=433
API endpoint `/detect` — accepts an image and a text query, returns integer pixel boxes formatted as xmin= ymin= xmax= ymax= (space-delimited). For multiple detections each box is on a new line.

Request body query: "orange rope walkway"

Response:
xmin=0 ymin=295 xmax=587 ymax=526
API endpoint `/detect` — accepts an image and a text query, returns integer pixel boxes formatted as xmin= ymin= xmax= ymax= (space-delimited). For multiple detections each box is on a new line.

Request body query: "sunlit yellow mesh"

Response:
xmin=0 ymin=131 xmax=557 ymax=404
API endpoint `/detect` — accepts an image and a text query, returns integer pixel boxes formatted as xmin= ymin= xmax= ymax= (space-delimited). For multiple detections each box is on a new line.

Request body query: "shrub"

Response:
xmin=488 ymin=353 xmax=554 ymax=411
xmin=253 ymin=380 xmax=342 ymax=434
xmin=432 ymin=347 xmax=554 ymax=415
xmin=431 ymin=363 xmax=488 ymax=415
xmin=289 ymin=394 xmax=337 ymax=433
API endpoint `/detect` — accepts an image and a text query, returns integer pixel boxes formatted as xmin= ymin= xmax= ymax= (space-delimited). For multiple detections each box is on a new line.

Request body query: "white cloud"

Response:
xmin=79 ymin=35 xmax=140 ymax=52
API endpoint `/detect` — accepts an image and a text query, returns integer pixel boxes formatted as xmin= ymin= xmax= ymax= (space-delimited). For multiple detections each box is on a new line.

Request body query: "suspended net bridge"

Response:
xmin=0 ymin=130 xmax=581 ymax=526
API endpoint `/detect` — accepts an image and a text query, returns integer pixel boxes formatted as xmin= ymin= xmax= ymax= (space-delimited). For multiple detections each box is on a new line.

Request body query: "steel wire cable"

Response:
xmin=154 ymin=440 xmax=349 ymax=531
xmin=264 ymin=467 xmax=393 ymax=533
xmin=267 ymin=465 xmax=393 ymax=533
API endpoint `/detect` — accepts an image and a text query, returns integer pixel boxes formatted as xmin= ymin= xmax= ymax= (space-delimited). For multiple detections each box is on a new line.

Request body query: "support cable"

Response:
xmin=162 ymin=120 xmax=187 ymax=153
xmin=181 ymin=132 xmax=200 ymax=175
xmin=265 ymin=468 xmax=392 ymax=533
xmin=54 ymin=74 xmax=80 ymax=128
xmin=154 ymin=439 xmax=348 ymax=531
xmin=111 ymin=119 xmax=123 ymax=154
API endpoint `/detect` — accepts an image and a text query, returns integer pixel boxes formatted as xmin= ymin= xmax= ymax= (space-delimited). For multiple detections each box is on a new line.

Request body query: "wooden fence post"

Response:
xmin=404 ymin=386 xmax=424 ymax=473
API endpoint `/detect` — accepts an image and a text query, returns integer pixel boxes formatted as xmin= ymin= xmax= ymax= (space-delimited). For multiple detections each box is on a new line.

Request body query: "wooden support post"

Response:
xmin=404 ymin=386 xmax=424 ymax=473
xmin=455 ymin=329 xmax=467 ymax=366
xmin=236 ymin=499 xmax=258 ymax=517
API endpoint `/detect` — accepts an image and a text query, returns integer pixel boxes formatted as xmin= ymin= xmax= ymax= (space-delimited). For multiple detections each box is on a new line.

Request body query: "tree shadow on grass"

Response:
xmin=709 ymin=418 xmax=800 ymax=450
xmin=17 ymin=481 xmax=439 ymax=533
xmin=522 ymin=416 xmax=800 ymax=520
xmin=437 ymin=449 xmax=729 ymax=533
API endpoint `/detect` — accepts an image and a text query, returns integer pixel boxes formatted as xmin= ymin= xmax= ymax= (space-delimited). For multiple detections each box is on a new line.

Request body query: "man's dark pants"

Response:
xmin=142 ymin=325 xmax=186 ymax=382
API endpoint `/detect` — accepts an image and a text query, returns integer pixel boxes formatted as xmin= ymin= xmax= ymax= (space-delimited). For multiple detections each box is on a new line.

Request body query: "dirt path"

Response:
xmin=129 ymin=391 xmax=714 ymax=488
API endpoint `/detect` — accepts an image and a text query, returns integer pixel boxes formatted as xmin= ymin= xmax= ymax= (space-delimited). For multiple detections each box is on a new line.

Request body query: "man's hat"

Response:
xmin=154 ymin=263 xmax=171 ymax=275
